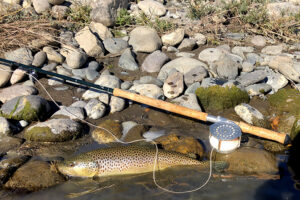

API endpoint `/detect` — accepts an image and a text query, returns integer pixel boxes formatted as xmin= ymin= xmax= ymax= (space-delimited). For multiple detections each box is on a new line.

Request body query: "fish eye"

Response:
xmin=69 ymin=162 xmax=75 ymax=167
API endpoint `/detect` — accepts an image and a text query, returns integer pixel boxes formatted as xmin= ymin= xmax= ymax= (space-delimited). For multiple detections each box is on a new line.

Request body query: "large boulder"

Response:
xmin=129 ymin=26 xmax=162 ymax=53
xmin=25 ymin=118 xmax=82 ymax=142
xmin=0 ymin=95 xmax=50 ymax=122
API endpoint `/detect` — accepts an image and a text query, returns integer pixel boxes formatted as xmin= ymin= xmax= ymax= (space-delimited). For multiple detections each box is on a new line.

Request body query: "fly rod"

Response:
xmin=0 ymin=58 xmax=291 ymax=145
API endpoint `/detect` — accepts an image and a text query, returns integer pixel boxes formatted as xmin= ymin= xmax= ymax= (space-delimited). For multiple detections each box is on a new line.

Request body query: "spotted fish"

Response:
xmin=57 ymin=145 xmax=226 ymax=178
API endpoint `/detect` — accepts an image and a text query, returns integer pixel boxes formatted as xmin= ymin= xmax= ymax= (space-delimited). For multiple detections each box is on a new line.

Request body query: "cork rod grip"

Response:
xmin=113 ymin=88 xmax=208 ymax=121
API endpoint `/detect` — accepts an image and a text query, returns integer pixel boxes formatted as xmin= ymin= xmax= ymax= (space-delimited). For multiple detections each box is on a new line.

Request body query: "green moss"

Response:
xmin=195 ymin=85 xmax=249 ymax=111
xmin=268 ymin=88 xmax=300 ymax=116
xmin=291 ymin=116 xmax=300 ymax=140
xmin=25 ymin=126 xmax=81 ymax=142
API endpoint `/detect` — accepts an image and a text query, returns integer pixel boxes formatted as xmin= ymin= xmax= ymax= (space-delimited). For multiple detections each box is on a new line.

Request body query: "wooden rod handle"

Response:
xmin=113 ymin=88 xmax=291 ymax=145
xmin=234 ymin=121 xmax=290 ymax=145
xmin=113 ymin=88 xmax=209 ymax=121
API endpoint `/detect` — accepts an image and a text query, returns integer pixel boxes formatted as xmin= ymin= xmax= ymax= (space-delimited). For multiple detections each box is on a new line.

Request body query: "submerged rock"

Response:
xmin=5 ymin=160 xmax=65 ymax=191
xmin=85 ymin=99 xmax=106 ymax=119
xmin=123 ymin=124 xmax=147 ymax=142
xmin=25 ymin=119 xmax=82 ymax=142
xmin=0 ymin=95 xmax=50 ymax=122
xmin=195 ymin=86 xmax=249 ymax=111
xmin=291 ymin=116 xmax=300 ymax=140
xmin=92 ymin=120 xmax=122 ymax=144
xmin=0 ymin=136 xmax=23 ymax=155
xmin=214 ymin=147 xmax=278 ymax=175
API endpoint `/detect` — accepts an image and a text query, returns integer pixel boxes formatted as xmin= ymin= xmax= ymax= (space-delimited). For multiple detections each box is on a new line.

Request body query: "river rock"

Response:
xmin=143 ymin=129 xmax=165 ymax=141
xmin=10 ymin=69 xmax=27 ymax=85
xmin=163 ymin=71 xmax=184 ymax=99
xmin=0 ymin=85 xmax=38 ymax=103
xmin=236 ymin=70 xmax=267 ymax=87
xmin=48 ymin=0 xmax=64 ymax=5
xmin=32 ymin=0 xmax=51 ymax=14
xmin=138 ymin=0 xmax=166 ymax=17
xmin=129 ymin=26 xmax=162 ymax=53
xmin=0 ymin=136 xmax=23 ymax=155
xmin=242 ymin=58 xmax=256 ymax=72
xmin=266 ymin=70 xmax=288 ymax=92
xmin=90 ymin=22 xmax=113 ymax=40
xmin=121 ymin=121 xmax=138 ymax=140
xmin=121 ymin=81 xmax=132 ymax=90
xmin=161 ymin=28 xmax=184 ymax=46
xmin=42 ymin=63 xmax=57 ymax=71
xmin=84 ymin=99 xmax=106 ymax=119
xmin=103 ymin=38 xmax=128 ymax=54
xmin=95 ymin=74 xmax=121 ymax=89
xmin=0 ymin=95 xmax=50 ymax=122
xmin=32 ymin=51 xmax=47 ymax=67
xmin=75 ymin=26 xmax=104 ymax=57
xmin=64 ymin=47 xmax=88 ymax=69
xmin=232 ymin=46 xmax=254 ymax=59
xmin=70 ymin=101 xmax=87 ymax=108
xmin=267 ymin=2 xmax=300 ymax=19
xmin=215 ymin=147 xmax=278 ymax=175
xmin=212 ymin=55 xmax=239 ymax=79
xmin=98 ymin=93 xmax=110 ymax=104
xmin=51 ymin=5 xmax=69 ymax=19
xmin=4 ymin=47 xmax=33 ymax=65
xmin=250 ymin=35 xmax=266 ymax=47
xmin=291 ymin=116 xmax=300 ymax=140
xmin=92 ymin=120 xmax=122 ymax=144
xmin=261 ymin=45 xmax=283 ymax=55
xmin=4 ymin=160 xmax=65 ymax=191
xmin=130 ymin=84 xmax=164 ymax=99
xmin=193 ymin=33 xmax=206 ymax=45
xmin=234 ymin=103 xmax=267 ymax=127
xmin=90 ymin=0 xmax=128 ymax=27
xmin=171 ymin=93 xmax=201 ymax=111
xmin=185 ymin=82 xmax=201 ymax=94
xmin=86 ymin=69 xmax=99 ymax=81
xmin=158 ymin=57 xmax=207 ymax=81
xmin=245 ymin=83 xmax=272 ymax=96
xmin=110 ymin=96 xmax=125 ymax=113
xmin=56 ymin=65 xmax=72 ymax=76
xmin=123 ymin=124 xmax=146 ymax=142
xmin=141 ymin=50 xmax=169 ymax=73
xmin=43 ymin=46 xmax=64 ymax=64
xmin=177 ymin=38 xmax=196 ymax=51
xmin=25 ymin=118 xmax=82 ymax=142
xmin=0 ymin=65 xmax=11 ymax=87
xmin=176 ymin=52 xmax=195 ymax=58
xmin=118 ymin=48 xmax=138 ymax=71
xmin=198 ymin=48 xmax=226 ymax=64
xmin=138 ymin=76 xmax=163 ymax=87
xmin=0 ymin=117 xmax=12 ymax=135
xmin=72 ymin=68 xmax=86 ymax=79
xmin=52 ymin=106 xmax=85 ymax=120
xmin=268 ymin=55 xmax=300 ymax=83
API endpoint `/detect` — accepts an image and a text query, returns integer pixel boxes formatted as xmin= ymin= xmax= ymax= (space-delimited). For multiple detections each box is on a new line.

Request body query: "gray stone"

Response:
xmin=103 ymin=38 xmax=128 ymax=54
xmin=130 ymin=84 xmax=164 ymax=99
xmin=143 ymin=129 xmax=165 ymax=141
xmin=95 ymin=74 xmax=121 ymax=89
xmin=261 ymin=45 xmax=283 ymax=55
xmin=245 ymin=83 xmax=272 ymax=96
xmin=163 ymin=71 xmax=184 ymax=99
xmin=0 ymin=65 xmax=11 ymax=88
xmin=89 ymin=22 xmax=113 ymax=41
xmin=110 ymin=96 xmax=125 ymax=113
xmin=72 ymin=68 xmax=86 ymax=79
xmin=48 ymin=0 xmax=64 ymax=5
xmin=236 ymin=70 xmax=267 ymax=87
xmin=225 ymin=33 xmax=246 ymax=40
xmin=98 ymin=93 xmax=110 ymax=104
xmin=242 ymin=60 xmax=255 ymax=72
xmin=10 ymin=69 xmax=27 ymax=85
xmin=25 ymin=119 xmax=82 ymax=142
xmin=184 ymin=66 xmax=207 ymax=86
xmin=250 ymin=35 xmax=266 ymax=47
xmin=32 ymin=51 xmax=47 ymax=67
xmin=19 ymin=120 xmax=29 ymax=128
xmin=161 ymin=29 xmax=184 ymax=46
xmin=178 ymin=38 xmax=196 ymax=51
xmin=88 ymin=61 xmax=100 ymax=71
xmin=193 ymin=33 xmax=206 ymax=45
xmin=0 ymin=85 xmax=38 ymax=103
xmin=121 ymin=121 xmax=138 ymax=140
xmin=43 ymin=46 xmax=64 ymax=64
xmin=141 ymin=50 xmax=169 ymax=73
xmin=65 ymin=47 xmax=88 ymax=69
xmin=32 ymin=0 xmax=50 ymax=14
xmin=70 ymin=101 xmax=87 ymax=108
xmin=158 ymin=57 xmax=207 ymax=81
xmin=171 ymin=93 xmax=201 ymax=111
xmin=167 ymin=46 xmax=178 ymax=52
xmin=75 ymin=26 xmax=105 ymax=57
xmin=266 ymin=69 xmax=288 ymax=93
xmin=185 ymin=82 xmax=201 ymax=94
xmin=138 ymin=0 xmax=166 ymax=17
xmin=52 ymin=106 xmax=85 ymax=120
xmin=121 ymin=81 xmax=133 ymax=90
xmin=139 ymin=76 xmax=163 ymax=87
xmin=198 ymin=48 xmax=226 ymax=64
xmin=234 ymin=103 xmax=265 ymax=125
xmin=90 ymin=0 xmax=129 ymax=27
xmin=246 ymin=53 xmax=264 ymax=64
xmin=232 ymin=46 xmax=254 ymax=59
xmin=4 ymin=48 xmax=33 ymax=65
xmin=129 ymin=26 xmax=162 ymax=53
xmin=56 ymin=65 xmax=72 ymax=76
xmin=55 ymin=86 xmax=69 ymax=91
xmin=0 ymin=95 xmax=50 ymax=122
xmin=42 ymin=63 xmax=57 ymax=71
xmin=59 ymin=31 xmax=78 ymax=47
xmin=213 ymin=55 xmax=239 ymax=79
xmin=175 ymin=52 xmax=195 ymax=58
xmin=86 ymin=69 xmax=99 ymax=81
xmin=0 ymin=117 xmax=12 ymax=135
xmin=85 ymin=99 xmax=106 ymax=119
xmin=201 ymin=78 xmax=225 ymax=88
xmin=51 ymin=5 xmax=69 ymax=19
xmin=118 ymin=48 xmax=139 ymax=71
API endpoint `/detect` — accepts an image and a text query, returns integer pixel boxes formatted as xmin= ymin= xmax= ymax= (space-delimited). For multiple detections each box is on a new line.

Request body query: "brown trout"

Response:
xmin=57 ymin=145 xmax=225 ymax=178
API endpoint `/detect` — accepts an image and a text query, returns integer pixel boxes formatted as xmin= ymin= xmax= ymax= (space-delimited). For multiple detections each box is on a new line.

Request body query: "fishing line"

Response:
xmin=0 ymin=67 xmax=214 ymax=193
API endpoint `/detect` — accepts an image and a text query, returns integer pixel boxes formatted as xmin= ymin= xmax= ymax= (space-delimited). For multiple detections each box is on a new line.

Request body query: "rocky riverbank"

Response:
xmin=0 ymin=0 xmax=300 ymax=196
